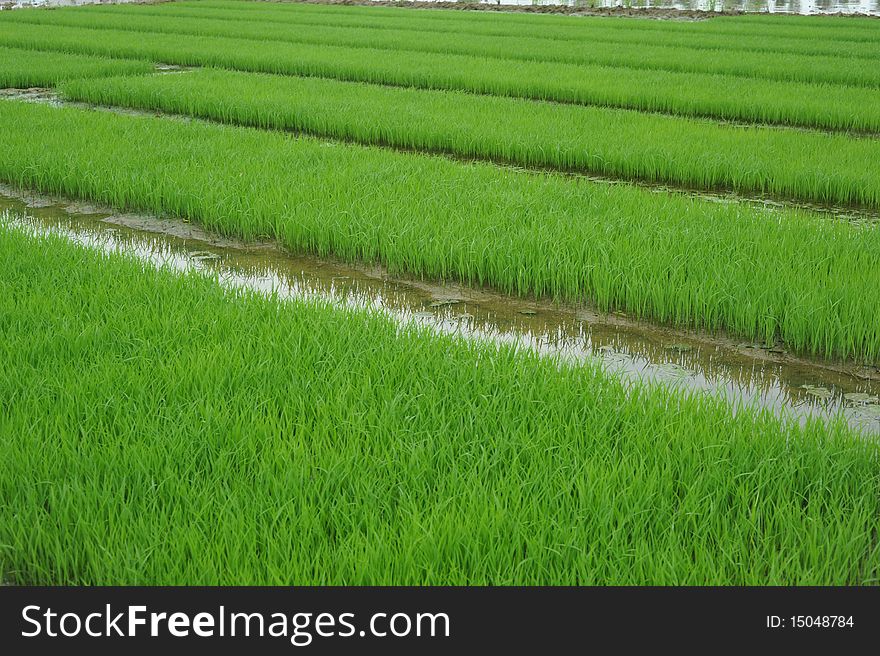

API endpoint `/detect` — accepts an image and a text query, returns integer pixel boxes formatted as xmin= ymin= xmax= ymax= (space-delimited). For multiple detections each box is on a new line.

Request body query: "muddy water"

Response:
xmin=2 ymin=188 xmax=878 ymax=434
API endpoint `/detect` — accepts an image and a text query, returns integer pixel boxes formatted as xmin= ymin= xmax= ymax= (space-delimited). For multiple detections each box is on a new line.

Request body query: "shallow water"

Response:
xmin=2 ymin=188 xmax=878 ymax=435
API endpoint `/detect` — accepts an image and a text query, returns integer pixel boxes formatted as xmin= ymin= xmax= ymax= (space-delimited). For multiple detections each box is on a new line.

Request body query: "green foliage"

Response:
xmin=3 ymin=17 xmax=879 ymax=134
xmin=62 ymin=68 xmax=880 ymax=208
xmin=2 ymin=225 xmax=878 ymax=585
xmin=0 ymin=45 xmax=152 ymax=88
xmin=105 ymin=1 xmax=880 ymax=59
xmin=2 ymin=100 xmax=879 ymax=362
xmin=2 ymin=2 xmax=879 ymax=587
xmin=2 ymin=7 xmax=879 ymax=90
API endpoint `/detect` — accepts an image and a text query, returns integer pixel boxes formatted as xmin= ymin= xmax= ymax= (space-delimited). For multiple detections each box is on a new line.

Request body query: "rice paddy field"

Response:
xmin=1 ymin=0 xmax=879 ymax=586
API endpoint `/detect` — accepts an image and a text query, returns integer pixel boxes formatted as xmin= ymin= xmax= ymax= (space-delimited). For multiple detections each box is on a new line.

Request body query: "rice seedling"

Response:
xmin=60 ymin=69 xmax=880 ymax=208
xmin=3 ymin=20 xmax=880 ymax=135
xmin=721 ymin=13 xmax=880 ymax=39
xmin=16 ymin=7 xmax=880 ymax=132
xmin=171 ymin=1 xmax=880 ymax=47
xmin=1 ymin=224 xmax=878 ymax=585
xmin=0 ymin=45 xmax=152 ymax=88
xmin=2 ymin=100 xmax=879 ymax=362
xmin=93 ymin=0 xmax=880 ymax=61
xmin=2 ymin=8 xmax=878 ymax=89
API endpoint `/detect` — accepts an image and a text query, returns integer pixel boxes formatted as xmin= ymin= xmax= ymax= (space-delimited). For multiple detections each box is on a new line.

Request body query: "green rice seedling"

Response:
xmin=1 ymin=224 xmax=878 ymax=585
xmin=2 ymin=21 xmax=880 ymax=134
xmin=2 ymin=9 xmax=878 ymax=88
xmin=720 ymin=13 xmax=880 ymax=38
xmin=14 ymin=7 xmax=880 ymax=133
xmin=61 ymin=69 xmax=880 ymax=207
xmin=1 ymin=100 xmax=879 ymax=362
xmin=173 ymin=1 xmax=880 ymax=47
xmin=0 ymin=45 xmax=152 ymax=88
xmin=92 ymin=0 xmax=880 ymax=61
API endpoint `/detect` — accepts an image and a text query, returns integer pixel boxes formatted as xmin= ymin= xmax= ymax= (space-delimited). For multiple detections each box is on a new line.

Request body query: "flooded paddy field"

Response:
xmin=3 ymin=188 xmax=879 ymax=434
xmin=1 ymin=0 xmax=878 ymax=586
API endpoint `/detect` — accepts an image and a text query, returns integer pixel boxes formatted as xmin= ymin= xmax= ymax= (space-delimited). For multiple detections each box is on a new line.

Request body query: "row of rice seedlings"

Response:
xmin=3 ymin=9 xmax=878 ymax=89
xmin=2 ymin=100 xmax=879 ymax=363
xmin=61 ymin=69 xmax=880 ymax=208
xmin=728 ymin=13 xmax=880 ymax=35
xmin=2 ymin=225 xmax=878 ymax=585
xmin=181 ymin=0 xmax=880 ymax=45
xmin=82 ymin=1 xmax=880 ymax=61
xmin=64 ymin=51 xmax=880 ymax=135
xmin=3 ymin=24 xmax=879 ymax=135
xmin=0 ymin=45 xmax=152 ymax=88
